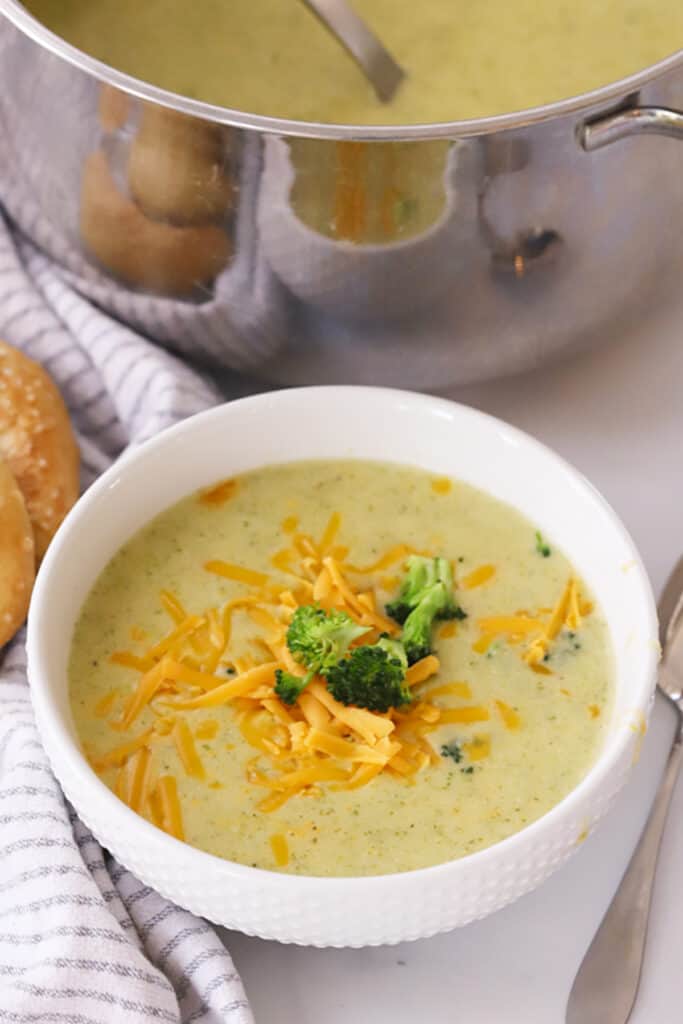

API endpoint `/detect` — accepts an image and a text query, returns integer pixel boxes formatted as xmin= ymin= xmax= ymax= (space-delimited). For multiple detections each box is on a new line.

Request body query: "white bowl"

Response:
xmin=27 ymin=386 xmax=658 ymax=947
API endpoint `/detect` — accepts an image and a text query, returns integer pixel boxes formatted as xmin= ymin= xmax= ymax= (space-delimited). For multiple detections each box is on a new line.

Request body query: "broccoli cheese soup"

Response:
xmin=69 ymin=460 xmax=613 ymax=876
xmin=26 ymin=0 xmax=683 ymax=125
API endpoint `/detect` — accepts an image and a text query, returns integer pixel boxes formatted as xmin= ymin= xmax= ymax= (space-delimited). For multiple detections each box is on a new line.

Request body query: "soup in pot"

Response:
xmin=26 ymin=0 xmax=683 ymax=124
xmin=69 ymin=460 xmax=613 ymax=876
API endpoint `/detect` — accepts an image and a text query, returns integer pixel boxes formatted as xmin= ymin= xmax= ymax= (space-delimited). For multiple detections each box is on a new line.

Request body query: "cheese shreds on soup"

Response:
xmin=69 ymin=460 xmax=612 ymax=876
xmin=26 ymin=0 xmax=683 ymax=124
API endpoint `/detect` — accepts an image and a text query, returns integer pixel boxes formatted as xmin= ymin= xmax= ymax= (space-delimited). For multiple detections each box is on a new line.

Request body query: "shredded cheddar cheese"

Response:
xmin=462 ymin=564 xmax=496 ymax=589
xmin=270 ymin=833 xmax=290 ymax=866
xmin=472 ymin=577 xmax=593 ymax=673
xmin=198 ymin=478 xmax=239 ymax=506
xmin=100 ymin=503 xmax=559 ymax=835
xmin=204 ymin=560 xmax=269 ymax=587
xmin=495 ymin=700 xmax=522 ymax=730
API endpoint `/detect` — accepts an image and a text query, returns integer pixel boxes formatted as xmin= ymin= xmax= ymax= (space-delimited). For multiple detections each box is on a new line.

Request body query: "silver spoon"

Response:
xmin=565 ymin=557 xmax=683 ymax=1024
xmin=302 ymin=0 xmax=405 ymax=102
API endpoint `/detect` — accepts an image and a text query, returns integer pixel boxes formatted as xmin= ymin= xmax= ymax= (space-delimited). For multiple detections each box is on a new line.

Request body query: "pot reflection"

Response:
xmin=79 ymin=100 xmax=234 ymax=297
xmin=0 ymin=5 xmax=681 ymax=387
xmin=258 ymin=137 xmax=473 ymax=321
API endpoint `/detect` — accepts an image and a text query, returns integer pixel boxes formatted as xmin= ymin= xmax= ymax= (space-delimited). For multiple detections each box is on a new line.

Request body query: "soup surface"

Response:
xmin=70 ymin=460 xmax=612 ymax=876
xmin=27 ymin=0 xmax=683 ymax=124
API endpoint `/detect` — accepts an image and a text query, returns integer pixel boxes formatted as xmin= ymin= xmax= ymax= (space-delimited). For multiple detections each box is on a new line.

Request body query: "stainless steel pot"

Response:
xmin=0 ymin=1 xmax=681 ymax=389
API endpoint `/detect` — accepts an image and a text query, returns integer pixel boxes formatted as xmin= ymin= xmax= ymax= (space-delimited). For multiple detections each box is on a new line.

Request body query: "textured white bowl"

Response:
xmin=27 ymin=387 xmax=658 ymax=947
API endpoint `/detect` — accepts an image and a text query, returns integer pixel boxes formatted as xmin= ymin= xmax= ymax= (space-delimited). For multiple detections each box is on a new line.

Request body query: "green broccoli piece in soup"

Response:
xmin=386 ymin=556 xmax=466 ymax=664
xmin=326 ymin=636 xmax=411 ymax=713
xmin=276 ymin=605 xmax=370 ymax=704
xmin=274 ymin=670 xmax=311 ymax=706
xmin=385 ymin=555 xmax=433 ymax=624
xmin=535 ymin=530 xmax=552 ymax=558
xmin=286 ymin=604 xmax=370 ymax=675
xmin=440 ymin=740 xmax=463 ymax=764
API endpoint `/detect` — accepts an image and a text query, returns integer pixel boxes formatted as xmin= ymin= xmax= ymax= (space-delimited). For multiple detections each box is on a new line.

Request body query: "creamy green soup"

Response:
xmin=69 ymin=460 xmax=612 ymax=876
xmin=27 ymin=0 xmax=683 ymax=124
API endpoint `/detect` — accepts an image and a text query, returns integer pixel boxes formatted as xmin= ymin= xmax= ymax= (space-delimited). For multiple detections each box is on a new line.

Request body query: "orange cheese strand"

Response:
xmin=122 ymin=658 xmax=174 ymax=728
xmin=94 ymin=727 xmax=154 ymax=770
xmin=159 ymin=589 xmax=187 ymax=624
xmin=164 ymin=660 xmax=229 ymax=691
xmin=477 ymin=615 xmax=543 ymax=636
xmin=292 ymin=534 xmax=319 ymax=560
xmin=270 ymin=833 xmax=290 ymax=867
xmin=405 ymin=656 xmax=440 ymax=687
xmin=464 ymin=735 xmax=491 ymax=761
xmin=319 ymin=511 xmax=342 ymax=553
xmin=338 ymin=762 xmax=385 ymax=790
xmin=124 ymin=748 xmax=152 ymax=813
xmin=172 ymin=719 xmax=205 ymax=779
xmin=462 ymin=564 xmax=496 ymax=589
xmin=546 ymin=578 xmax=574 ymax=640
xmin=258 ymin=789 xmax=300 ymax=813
xmin=270 ymin=548 xmax=295 ymax=573
xmin=146 ymin=615 xmax=204 ymax=660
xmin=423 ymin=682 xmax=472 ymax=700
xmin=439 ymin=706 xmax=490 ymax=724
xmin=204 ymin=560 xmax=269 ymax=587
xmin=523 ymin=577 xmax=574 ymax=665
xmin=94 ymin=691 xmax=118 ymax=718
xmin=345 ymin=544 xmax=416 ymax=575
xmin=472 ymin=634 xmax=495 ymax=654
xmin=308 ymin=682 xmax=394 ymax=744
xmin=297 ymin=692 xmax=331 ymax=730
xmin=495 ymin=700 xmax=522 ymax=730
xmin=198 ymin=478 xmax=238 ymax=506
xmin=247 ymin=606 xmax=283 ymax=635
xmin=157 ymin=776 xmax=184 ymax=840
xmin=110 ymin=651 xmax=155 ymax=673
xmin=167 ymin=662 xmax=280 ymax=710
xmin=566 ymin=579 xmax=583 ymax=631
xmin=274 ymin=762 xmax=351 ymax=790
xmin=530 ymin=663 xmax=553 ymax=676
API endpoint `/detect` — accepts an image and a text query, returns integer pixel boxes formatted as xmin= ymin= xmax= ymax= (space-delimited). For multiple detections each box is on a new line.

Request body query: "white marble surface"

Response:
xmin=221 ymin=304 xmax=683 ymax=1023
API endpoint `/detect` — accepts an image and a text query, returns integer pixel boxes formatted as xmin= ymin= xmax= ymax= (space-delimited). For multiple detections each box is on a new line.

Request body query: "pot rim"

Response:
xmin=3 ymin=0 xmax=682 ymax=139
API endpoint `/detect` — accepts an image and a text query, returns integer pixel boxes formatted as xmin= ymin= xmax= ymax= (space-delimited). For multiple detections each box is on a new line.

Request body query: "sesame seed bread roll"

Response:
xmin=0 ymin=341 xmax=80 ymax=561
xmin=0 ymin=455 xmax=34 ymax=647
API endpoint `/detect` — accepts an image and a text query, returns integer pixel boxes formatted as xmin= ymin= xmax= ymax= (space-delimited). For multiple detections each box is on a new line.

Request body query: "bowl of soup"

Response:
xmin=0 ymin=5 xmax=681 ymax=388
xmin=27 ymin=386 xmax=658 ymax=946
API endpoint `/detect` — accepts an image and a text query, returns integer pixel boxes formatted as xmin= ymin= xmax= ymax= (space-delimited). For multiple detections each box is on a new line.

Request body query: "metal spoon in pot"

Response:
xmin=302 ymin=0 xmax=405 ymax=102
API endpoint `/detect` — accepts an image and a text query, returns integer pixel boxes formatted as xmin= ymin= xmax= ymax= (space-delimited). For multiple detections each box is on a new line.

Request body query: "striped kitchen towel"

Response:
xmin=0 ymin=213 xmax=255 ymax=1024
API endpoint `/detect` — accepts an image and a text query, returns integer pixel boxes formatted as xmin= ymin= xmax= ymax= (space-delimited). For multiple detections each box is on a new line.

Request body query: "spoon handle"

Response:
xmin=302 ymin=0 xmax=405 ymax=101
xmin=566 ymin=718 xmax=683 ymax=1024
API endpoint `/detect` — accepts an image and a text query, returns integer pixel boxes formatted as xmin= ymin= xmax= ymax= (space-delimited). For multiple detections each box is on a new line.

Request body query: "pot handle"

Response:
xmin=580 ymin=105 xmax=683 ymax=150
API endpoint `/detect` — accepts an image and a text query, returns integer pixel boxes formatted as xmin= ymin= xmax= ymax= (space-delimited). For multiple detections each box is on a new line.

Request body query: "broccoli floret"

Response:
xmin=274 ymin=669 xmax=312 ymax=706
xmin=535 ymin=530 xmax=552 ymax=558
xmin=385 ymin=555 xmax=433 ymax=623
xmin=325 ymin=637 xmax=411 ymax=713
xmin=386 ymin=556 xmax=463 ymax=623
xmin=286 ymin=604 xmax=370 ymax=675
xmin=386 ymin=557 xmax=466 ymax=663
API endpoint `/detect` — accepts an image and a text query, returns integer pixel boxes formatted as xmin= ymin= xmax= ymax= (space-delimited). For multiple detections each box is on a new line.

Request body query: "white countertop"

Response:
xmin=221 ymin=305 xmax=683 ymax=1023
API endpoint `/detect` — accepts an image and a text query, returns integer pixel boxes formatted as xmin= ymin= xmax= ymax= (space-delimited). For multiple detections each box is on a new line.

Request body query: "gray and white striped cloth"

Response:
xmin=0 ymin=212 xmax=256 ymax=1024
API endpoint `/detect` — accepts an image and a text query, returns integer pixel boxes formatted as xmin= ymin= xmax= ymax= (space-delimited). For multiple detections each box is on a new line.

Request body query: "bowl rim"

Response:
xmin=27 ymin=385 xmax=659 ymax=894
xmin=3 ymin=0 xmax=682 ymax=141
